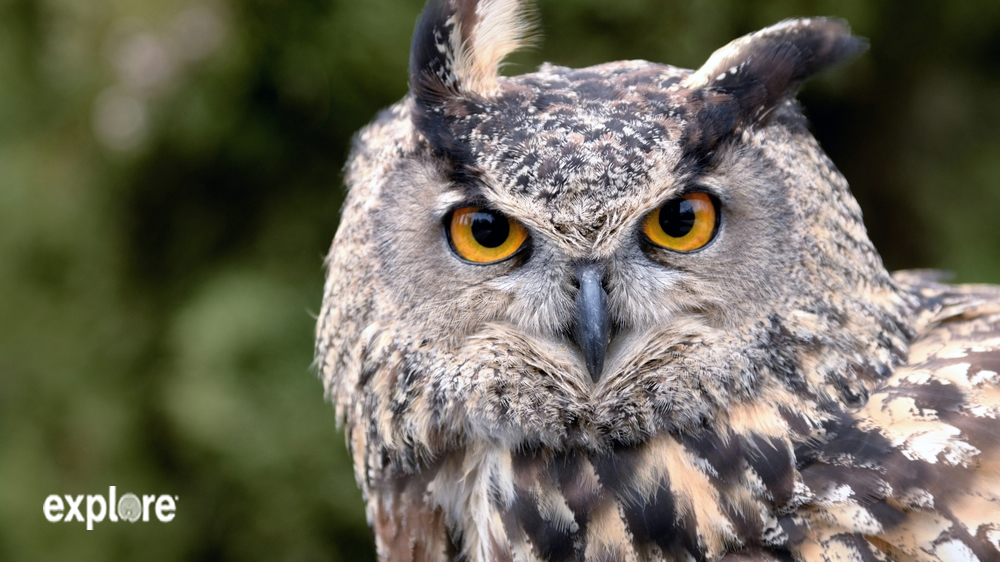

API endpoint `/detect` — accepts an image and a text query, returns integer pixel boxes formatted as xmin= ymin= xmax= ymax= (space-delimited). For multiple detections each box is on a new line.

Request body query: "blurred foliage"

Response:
xmin=0 ymin=0 xmax=998 ymax=560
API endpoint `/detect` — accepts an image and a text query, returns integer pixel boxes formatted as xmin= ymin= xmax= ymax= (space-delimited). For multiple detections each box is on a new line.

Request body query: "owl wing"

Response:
xmin=794 ymin=271 xmax=1000 ymax=561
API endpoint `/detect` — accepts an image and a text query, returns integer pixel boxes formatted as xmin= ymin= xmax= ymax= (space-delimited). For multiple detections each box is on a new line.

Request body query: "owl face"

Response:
xmin=317 ymin=1 xmax=913 ymax=464
xmin=376 ymin=65 xmax=798 ymax=371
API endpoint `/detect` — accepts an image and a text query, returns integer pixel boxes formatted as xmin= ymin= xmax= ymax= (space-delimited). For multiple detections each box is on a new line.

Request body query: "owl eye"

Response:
xmin=447 ymin=207 xmax=528 ymax=264
xmin=642 ymin=192 xmax=718 ymax=252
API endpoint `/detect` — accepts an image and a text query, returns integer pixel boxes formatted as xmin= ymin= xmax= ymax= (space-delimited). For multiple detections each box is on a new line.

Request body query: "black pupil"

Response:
xmin=659 ymin=198 xmax=696 ymax=238
xmin=471 ymin=211 xmax=510 ymax=248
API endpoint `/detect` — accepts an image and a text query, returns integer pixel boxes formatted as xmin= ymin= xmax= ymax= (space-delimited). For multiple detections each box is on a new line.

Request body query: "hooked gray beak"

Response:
xmin=574 ymin=263 xmax=610 ymax=382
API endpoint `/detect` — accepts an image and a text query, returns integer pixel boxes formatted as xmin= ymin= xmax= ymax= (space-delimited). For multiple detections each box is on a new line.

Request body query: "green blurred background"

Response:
xmin=1 ymin=0 xmax=999 ymax=560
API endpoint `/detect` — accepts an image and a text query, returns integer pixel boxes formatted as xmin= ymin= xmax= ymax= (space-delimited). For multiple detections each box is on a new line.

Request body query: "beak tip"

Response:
xmin=575 ymin=263 xmax=611 ymax=384
xmin=587 ymin=357 xmax=604 ymax=383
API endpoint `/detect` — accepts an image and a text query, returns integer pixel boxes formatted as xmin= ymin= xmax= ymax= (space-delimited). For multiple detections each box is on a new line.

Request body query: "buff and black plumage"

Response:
xmin=315 ymin=1 xmax=1000 ymax=560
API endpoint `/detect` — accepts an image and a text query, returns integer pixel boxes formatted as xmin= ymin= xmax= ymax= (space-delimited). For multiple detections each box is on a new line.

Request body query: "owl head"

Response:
xmin=316 ymin=0 xmax=915 ymax=474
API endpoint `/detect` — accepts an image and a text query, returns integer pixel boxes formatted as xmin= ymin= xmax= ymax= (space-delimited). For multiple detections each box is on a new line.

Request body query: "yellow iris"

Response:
xmin=642 ymin=192 xmax=717 ymax=252
xmin=448 ymin=207 xmax=528 ymax=264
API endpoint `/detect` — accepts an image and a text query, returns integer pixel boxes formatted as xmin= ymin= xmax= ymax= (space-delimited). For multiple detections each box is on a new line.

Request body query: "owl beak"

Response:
xmin=574 ymin=263 xmax=611 ymax=383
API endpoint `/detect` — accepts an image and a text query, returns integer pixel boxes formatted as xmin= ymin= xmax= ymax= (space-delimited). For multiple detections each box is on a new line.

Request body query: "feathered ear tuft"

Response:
xmin=680 ymin=18 xmax=867 ymax=158
xmin=685 ymin=18 xmax=867 ymax=105
xmin=409 ymin=0 xmax=537 ymax=102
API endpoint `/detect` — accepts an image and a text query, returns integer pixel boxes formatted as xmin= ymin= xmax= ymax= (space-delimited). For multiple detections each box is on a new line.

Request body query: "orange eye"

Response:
xmin=642 ymin=192 xmax=718 ymax=252
xmin=447 ymin=207 xmax=528 ymax=264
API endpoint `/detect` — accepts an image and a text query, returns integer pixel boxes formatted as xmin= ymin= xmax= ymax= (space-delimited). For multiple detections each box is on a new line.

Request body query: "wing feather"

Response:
xmin=824 ymin=274 xmax=1000 ymax=560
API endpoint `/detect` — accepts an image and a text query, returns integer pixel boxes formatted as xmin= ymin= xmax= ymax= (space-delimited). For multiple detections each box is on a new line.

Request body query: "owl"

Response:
xmin=315 ymin=1 xmax=1000 ymax=560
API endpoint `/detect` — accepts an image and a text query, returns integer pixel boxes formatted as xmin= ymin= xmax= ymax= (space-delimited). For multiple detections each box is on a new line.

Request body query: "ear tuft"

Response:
xmin=684 ymin=18 xmax=867 ymax=120
xmin=678 ymin=18 xmax=866 ymax=161
xmin=410 ymin=0 xmax=537 ymax=102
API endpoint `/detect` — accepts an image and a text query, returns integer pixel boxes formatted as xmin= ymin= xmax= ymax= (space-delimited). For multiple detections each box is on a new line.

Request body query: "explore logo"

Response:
xmin=44 ymin=487 xmax=178 ymax=530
